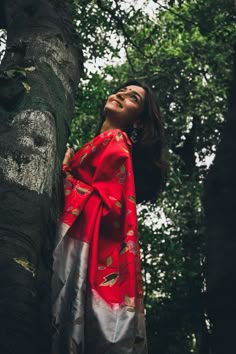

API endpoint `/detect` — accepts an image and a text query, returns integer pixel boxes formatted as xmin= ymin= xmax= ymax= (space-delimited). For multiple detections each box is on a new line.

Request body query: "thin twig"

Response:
xmin=153 ymin=0 xmax=197 ymax=26
xmin=96 ymin=0 xmax=151 ymax=58
xmin=124 ymin=46 xmax=138 ymax=74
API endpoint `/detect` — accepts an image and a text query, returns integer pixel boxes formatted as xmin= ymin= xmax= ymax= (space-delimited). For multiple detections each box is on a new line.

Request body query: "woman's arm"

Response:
xmin=62 ymin=146 xmax=74 ymax=179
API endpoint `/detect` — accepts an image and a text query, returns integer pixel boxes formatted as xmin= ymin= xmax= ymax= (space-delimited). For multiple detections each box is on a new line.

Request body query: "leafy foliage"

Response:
xmin=69 ymin=0 xmax=236 ymax=352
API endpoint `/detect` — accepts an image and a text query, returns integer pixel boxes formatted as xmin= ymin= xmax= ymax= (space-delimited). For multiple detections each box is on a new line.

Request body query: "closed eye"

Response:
xmin=129 ymin=94 xmax=138 ymax=102
xmin=117 ymin=89 xmax=139 ymax=103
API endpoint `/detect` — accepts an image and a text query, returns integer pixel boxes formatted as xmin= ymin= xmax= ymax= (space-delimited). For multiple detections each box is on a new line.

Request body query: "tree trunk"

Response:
xmin=0 ymin=1 xmax=81 ymax=353
xmin=204 ymin=46 xmax=236 ymax=354
xmin=179 ymin=118 xmax=210 ymax=354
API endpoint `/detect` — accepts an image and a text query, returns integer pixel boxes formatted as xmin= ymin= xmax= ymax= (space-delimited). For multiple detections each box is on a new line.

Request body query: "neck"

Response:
xmin=100 ymin=119 xmax=118 ymax=133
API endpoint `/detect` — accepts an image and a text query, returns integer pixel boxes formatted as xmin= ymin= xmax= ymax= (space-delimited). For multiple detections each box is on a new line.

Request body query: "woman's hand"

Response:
xmin=63 ymin=145 xmax=74 ymax=166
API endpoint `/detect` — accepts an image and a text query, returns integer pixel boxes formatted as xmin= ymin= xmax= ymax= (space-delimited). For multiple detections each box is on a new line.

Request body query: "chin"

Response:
xmin=104 ymin=107 xmax=121 ymax=118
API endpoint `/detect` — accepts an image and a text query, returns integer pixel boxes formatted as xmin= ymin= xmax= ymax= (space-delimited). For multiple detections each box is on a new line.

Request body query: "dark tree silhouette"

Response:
xmin=204 ymin=46 xmax=236 ymax=354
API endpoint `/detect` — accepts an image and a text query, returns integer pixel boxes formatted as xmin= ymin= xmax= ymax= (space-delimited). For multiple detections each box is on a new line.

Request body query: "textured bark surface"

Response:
xmin=204 ymin=47 xmax=236 ymax=354
xmin=0 ymin=1 xmax=81 ymax=353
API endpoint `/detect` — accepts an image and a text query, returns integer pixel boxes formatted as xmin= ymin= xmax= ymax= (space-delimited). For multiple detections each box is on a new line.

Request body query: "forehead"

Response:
xmin=122 ymin=85 xmax=145 ymax=99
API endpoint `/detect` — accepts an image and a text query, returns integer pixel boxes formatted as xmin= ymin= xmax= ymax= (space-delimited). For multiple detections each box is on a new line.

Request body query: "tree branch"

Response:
xmin=124 ymin=46 xmax=138 ymax=74
xmin=153 ymin=0 xmax=197 ymax=26
xmin=96 ymin=0 xmax=151 ymax=59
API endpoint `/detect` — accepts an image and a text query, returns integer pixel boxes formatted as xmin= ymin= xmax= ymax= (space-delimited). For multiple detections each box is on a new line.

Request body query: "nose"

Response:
xmin=116 ymin=92 xmax=125 ymax=100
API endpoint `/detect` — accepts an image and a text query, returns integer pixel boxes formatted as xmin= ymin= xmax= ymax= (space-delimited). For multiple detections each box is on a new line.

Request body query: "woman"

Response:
xmin=52 ymin=80 xmax=167 ymax=354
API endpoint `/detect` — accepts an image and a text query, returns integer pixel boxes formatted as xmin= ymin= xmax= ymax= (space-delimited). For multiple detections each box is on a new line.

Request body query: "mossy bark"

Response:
xmin=0 ymin=1 xmax=81 ymax=353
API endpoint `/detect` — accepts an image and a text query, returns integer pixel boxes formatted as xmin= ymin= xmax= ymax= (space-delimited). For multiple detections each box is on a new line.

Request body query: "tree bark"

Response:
xmin=0 ymin=1 xmax=81 ymax=353
xmin=204 ymin=46 xmax=236 ymax=354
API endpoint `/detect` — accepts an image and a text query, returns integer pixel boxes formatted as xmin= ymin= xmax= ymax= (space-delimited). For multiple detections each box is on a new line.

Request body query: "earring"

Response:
xmin=130 ymin=123 xmax=139 ymax=144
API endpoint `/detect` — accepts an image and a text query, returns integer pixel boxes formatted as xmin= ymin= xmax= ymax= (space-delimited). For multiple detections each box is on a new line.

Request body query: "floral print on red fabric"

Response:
xmin=119 ymin=242 xmax=129 ymax=255
xmin=117 ymin=164 xmax=127 ymax=184
xmin=100 ymin=272 xmax=119 ymax=287
xmin=115 ymin=200 xmax=122 ymax=208
xmin=71 ymin=208 xmax=80 ymax=216
xmin=79 ymin=153 xmax=87 ymax=164
xmin=75 ymin=186 xmax=90 ymax=195
xmin=115 ymin=131 xmax=123 ymax=141
xmin=128 ymin=195 xmax=136 ymax=204
xmin=106 ymin=256 xmax=113 ymax=266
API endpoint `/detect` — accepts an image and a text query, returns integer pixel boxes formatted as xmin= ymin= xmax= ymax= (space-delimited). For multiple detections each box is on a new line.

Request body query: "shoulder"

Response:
xmin=97 ymin=129 xmax=132 ymax=148
xmin=71 ymin=130 xmax=131 ymax=166
xmin=88 ymin=129 xmax=132 ymax=165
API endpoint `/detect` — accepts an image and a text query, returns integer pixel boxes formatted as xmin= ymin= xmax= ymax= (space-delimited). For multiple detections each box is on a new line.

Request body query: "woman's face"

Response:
xmin=103 ymin=85 xmax=145 ymax=129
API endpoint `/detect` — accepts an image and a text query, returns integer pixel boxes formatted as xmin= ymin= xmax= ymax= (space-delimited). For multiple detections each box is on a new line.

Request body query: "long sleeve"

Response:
xmin=60 ymin=129 xmax=133 ymax=230
xmin=60 ymin=174 xmax=93 ymax=227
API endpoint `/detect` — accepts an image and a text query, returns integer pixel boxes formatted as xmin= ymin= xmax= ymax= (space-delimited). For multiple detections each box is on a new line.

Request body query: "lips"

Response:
xmin=110 ymin=99 xmax=123 ymax=108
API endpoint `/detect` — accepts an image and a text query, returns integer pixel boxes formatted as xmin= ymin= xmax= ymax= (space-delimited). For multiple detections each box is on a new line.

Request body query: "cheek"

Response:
xmin=126 ymin=104 xmax=142 ymax=118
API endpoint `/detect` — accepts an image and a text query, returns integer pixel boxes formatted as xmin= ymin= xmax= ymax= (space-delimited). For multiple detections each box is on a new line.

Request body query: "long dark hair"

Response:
xmin=97 ymin=80 xmax=168 ymax=203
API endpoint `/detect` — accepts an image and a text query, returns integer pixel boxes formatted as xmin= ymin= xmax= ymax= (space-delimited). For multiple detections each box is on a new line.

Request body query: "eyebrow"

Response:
xmin=119 ymin=87 xmax=143 ymax=102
